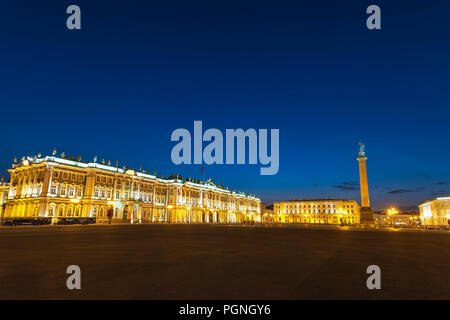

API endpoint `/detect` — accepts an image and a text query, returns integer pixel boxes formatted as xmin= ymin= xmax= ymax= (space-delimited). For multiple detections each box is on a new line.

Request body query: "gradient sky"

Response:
xmin=0 ymin=0 xmax=449 ymax=210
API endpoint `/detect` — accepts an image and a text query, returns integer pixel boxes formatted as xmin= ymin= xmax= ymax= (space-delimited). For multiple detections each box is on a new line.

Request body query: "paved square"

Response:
xmin=0 ymin=224 xmax=448 ymax=299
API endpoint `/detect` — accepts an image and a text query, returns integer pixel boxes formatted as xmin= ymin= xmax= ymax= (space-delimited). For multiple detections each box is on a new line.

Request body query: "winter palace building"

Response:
xmin=2 ymin=153 xmax=261 ymax=224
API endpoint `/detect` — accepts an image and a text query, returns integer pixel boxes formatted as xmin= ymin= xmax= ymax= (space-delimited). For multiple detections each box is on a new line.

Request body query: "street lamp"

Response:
xmin=387 ymin=207 xmax=398 ymax=226
xmin=388 ymin=207 xmax=398 ymax=215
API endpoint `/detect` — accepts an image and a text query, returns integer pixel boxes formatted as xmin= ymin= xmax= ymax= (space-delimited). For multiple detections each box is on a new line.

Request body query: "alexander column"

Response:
xmin=357 ymin=142 xmax=374 ymax=223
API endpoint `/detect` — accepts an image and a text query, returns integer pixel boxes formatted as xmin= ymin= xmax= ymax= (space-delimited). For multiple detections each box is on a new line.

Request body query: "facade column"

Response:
xmin=38 ymin=165 xmax=53 ymax=217
xmin=82 ymin=169 xmax=96 ymax=218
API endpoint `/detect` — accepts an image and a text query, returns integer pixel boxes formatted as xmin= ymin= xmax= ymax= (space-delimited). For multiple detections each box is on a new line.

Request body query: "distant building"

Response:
xmin=374 ymin=212 xmax=420 ymax=227
xmin=273 ymin=199 xmax=360 ymax=225
xmin=0 ymin=180 xmax=9 ymax=219
xmin=419 ymin=196 xmax=450 ymax=228
xmin=261 ymin=204 xmax=274 ymax=223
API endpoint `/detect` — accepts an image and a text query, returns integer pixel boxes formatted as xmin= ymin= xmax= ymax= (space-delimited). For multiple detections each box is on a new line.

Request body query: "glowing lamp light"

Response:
xmin=167 ymin=205 xmax=173 ymax=209
xmin=70 ymin=199 xmax=80 ymax=203
xmin=388 ymin=207 xmax=398 ymax=216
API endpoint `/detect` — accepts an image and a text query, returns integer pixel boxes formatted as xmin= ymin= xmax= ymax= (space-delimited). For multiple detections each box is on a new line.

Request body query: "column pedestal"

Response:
xmin=360 ymin=207 xmax=374 ymax=224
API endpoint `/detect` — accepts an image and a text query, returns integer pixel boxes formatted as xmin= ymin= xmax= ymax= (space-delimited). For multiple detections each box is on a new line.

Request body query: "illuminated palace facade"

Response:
xmin=3 ymin=154 xmax=261 ymax=224
xmin=274 ymin=199 xmax=360 ymax=225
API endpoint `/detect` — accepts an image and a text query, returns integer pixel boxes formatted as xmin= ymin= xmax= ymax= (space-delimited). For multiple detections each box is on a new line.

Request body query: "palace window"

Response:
xmin=58 ymin=207 xmax=64 ymax=216
xmin=94 ymin=189 xmax=99 ymax=198
xmin=69 ymin=187 xmax=75 ymax=197
xmin=116 ymin=191 xmax=120 ymax=199
xmin=51 ymin=185 xmax=57 ymax=194
xmin=61 ymin=186 xmax=66 ymax=196
xmin=48 ymin=207 xmax=54 ymax=217
xmin=75 ymin=207 xmax=80 ymax=217
xmin=77 ymin=188 xmax=83 ymax=197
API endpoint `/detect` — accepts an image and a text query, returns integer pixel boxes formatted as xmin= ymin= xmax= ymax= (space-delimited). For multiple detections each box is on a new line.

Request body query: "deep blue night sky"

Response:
xmin=0 ymin=1 xmax=448 ymax=210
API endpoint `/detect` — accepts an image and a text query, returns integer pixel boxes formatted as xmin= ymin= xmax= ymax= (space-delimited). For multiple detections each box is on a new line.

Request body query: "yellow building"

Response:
xmin=0 ymin=179 xmax=9 ymax=219
xmin=419 ymin=196 xmax=450 ymax=228
xmin=273 ymin=199 xmax=360 ymax=225
xmin=3 ymin=153 xmax=261 ymax=224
